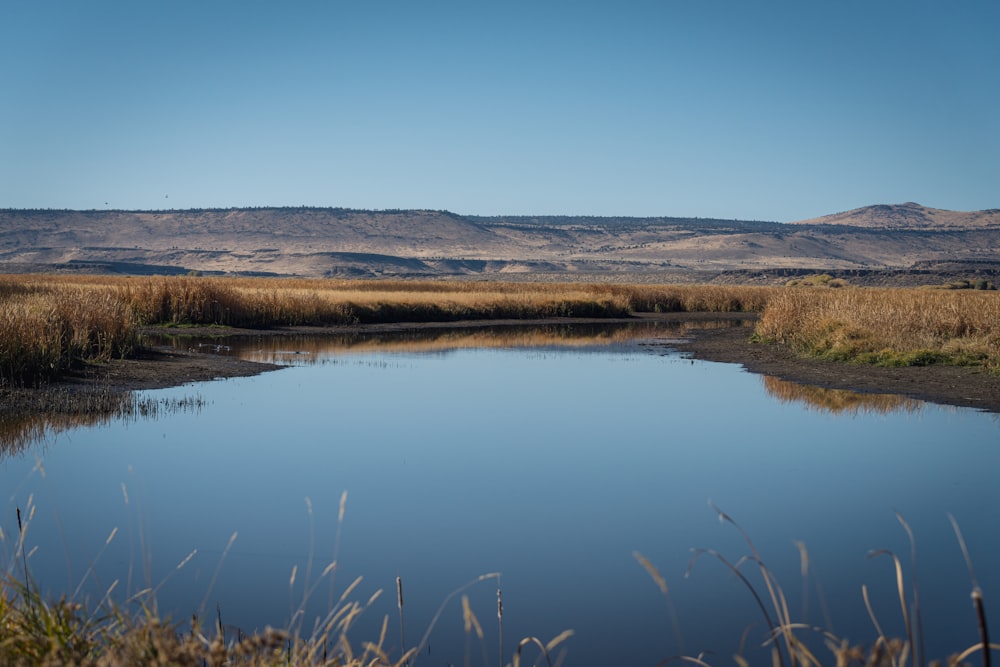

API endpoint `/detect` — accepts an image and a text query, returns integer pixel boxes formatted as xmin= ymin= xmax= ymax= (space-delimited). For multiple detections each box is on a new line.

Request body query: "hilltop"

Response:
xmin=1 ymin=204 xmax=998 ymax=284
xmin=791 ymin=202 xmax=1000 ymax=230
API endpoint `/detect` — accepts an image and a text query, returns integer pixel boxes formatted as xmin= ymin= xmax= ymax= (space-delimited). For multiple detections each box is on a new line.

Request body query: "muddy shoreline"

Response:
xmin=672 ymin=314 xmax=1000 ymax=413
xmin=4 ymin=312 xmax=999 ymax=414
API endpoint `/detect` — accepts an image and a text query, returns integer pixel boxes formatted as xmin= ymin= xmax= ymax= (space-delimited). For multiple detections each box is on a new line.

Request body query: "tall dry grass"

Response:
xmin=122 ymin=277 xmax=638 ymax=326
xmin=0 ymin=275 xmax=773 ymax=385
xmin=756 ymin=287 xmax=1000 ymax=367
xmin=6 ymin=273 xmax=1000 ymax=387
xmin=0 ymin=279 xmax=138 ymax=386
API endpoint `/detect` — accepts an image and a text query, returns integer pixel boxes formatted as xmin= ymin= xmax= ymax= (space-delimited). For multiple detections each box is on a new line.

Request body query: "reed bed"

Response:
xmin=121 ymin=278 xmax=637 ymax=326
xmin=756 ymin=287 xmax=1000 ymax=367
xmin=0 ymin=282 xmax=138 ymax=386
xmin=3 ymin=273 xmax=1000 ymax=387
xmin=0 ymin=275 xmax=769 ymax=386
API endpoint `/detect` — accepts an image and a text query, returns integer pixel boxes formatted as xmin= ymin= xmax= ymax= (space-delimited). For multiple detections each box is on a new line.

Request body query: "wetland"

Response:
xmin=2 ymin=318 xmax=999 ymax=666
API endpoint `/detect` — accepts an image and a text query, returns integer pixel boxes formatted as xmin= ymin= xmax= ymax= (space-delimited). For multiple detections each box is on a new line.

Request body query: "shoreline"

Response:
xmin=672 ymin=315 xmax=1000 ymax=413
xmin=4 ymin=313 xmax=999 ymax=415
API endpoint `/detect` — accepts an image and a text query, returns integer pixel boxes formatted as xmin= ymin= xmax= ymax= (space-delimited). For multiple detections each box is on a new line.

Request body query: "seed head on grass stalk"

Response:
xmin=949 ymin=513 xmax=996 ymax=667
xmin=408 ymin=572 xmax=501 ymax=667
xmin=705 ymin=501 xmax=794 ymax=667
xmin=15 ymin=502 xmax=36 ymax=611
xmin=511 ymin=630 xmax=574 ymax=667
xmin=867 ymin=545 xmax=918 ymax=667
xmin=198 ymin=530 xmax=238 ymax=621
xmin=328 ymin=490 xmax=348 ymax=610
xmin=461 ymin=594 xmax=489 ymax=667
xmin=634 ymin=550 xmax=685 ymax=654
xmin=497 ymin=581 xmax=504 ymax=667
xmin=396 ymin=575 xmax=407 ymax=666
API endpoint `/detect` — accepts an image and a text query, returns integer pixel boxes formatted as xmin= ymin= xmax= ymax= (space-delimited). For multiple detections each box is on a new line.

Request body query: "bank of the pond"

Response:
xmin=5 ymin=312 xmax=1000 ymax=414
xmin=675 ymin=314 xmax=1000 ymax=414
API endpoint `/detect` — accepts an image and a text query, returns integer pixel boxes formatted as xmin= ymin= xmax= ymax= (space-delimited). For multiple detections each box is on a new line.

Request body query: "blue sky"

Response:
xmin=2 ymin=1 xmax=997 ymax=221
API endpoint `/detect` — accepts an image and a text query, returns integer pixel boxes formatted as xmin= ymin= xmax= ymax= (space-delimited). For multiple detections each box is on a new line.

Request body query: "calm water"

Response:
xmin=2 ymin=321 xmax=998 ymax=666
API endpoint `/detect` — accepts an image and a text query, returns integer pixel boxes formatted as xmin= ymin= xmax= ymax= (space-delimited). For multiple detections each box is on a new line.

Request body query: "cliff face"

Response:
xmin=1 ymin=204 xmax=998 ymax=282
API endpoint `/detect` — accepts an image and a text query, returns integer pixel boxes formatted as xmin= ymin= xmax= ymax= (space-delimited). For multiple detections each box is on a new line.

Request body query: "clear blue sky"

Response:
xmin=2 ymin=1 xmax=997 ymax=221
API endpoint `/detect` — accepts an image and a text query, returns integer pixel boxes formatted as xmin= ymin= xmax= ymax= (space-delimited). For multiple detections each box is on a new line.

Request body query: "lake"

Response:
xmin=2 ymin=321 xmax=998 ymax=666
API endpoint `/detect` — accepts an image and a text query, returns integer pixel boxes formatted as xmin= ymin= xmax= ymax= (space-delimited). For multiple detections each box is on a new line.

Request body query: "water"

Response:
xmin=2 ymin=321 xmax=998 ymax=666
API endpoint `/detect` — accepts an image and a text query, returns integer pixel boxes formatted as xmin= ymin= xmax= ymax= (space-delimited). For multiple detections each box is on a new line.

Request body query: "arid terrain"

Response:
xmin=3 ymin=202 xmax=999 ymax=284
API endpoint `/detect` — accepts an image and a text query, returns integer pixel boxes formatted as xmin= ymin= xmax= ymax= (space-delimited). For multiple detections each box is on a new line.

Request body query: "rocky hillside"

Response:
xmin=1 ymin=204 xmax=998 ymax=284
xmin=791 ymin=202 xmax=1000 ymax=230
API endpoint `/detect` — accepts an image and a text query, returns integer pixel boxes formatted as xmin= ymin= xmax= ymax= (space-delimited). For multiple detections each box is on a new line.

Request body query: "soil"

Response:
xmin=5 ymin=314 xmax=1000 ymax=415
xmin=668 ymin=314 xmax=1000 ymax=414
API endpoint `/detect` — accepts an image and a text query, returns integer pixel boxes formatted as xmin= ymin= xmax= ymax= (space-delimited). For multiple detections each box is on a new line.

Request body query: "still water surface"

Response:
xmin=2 ymin=321 xmax=998 ymax=665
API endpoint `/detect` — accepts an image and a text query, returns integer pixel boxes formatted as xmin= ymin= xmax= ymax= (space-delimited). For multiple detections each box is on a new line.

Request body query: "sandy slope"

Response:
xmin=2 ymin=204 xmax=999 ymax=280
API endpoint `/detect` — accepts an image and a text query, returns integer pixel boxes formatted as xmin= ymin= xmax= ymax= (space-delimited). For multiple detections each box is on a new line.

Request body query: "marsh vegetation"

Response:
xmin=756 ymin=287 xmax=1000 ymax=368
xmin=0 ymin=275 xmax=766 ymax=386
xmin=1 ymin=305 xmax=997 ymax=665
xmin=2 ymin=274 xmax=999 ymax=388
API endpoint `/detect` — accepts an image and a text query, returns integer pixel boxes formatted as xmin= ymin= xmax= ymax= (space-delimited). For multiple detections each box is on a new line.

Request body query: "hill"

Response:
xmin=791 ymin=202 xmax=1000 ymax=230
xmin=1 ymin=204 xmax=999 ymax=284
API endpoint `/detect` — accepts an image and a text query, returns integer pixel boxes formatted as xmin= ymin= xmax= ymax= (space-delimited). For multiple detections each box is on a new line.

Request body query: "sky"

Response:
xmin=2 ymin=1 xmax=998 ymax=221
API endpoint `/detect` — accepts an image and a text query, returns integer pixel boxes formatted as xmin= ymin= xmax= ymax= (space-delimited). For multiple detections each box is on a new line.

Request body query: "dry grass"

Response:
xmin=0 ymin=279 xmax=138 ymax=386
xmin=756 ymin=288 xmax=1000 ymax=367
xmin=3 ymin=509 xmax=990 ymax=666
xmin=675 ymin=507 xmax=997 ymax=667
xmin=0 ymin=275 xmax=768 ymax=386
xmin=4 ymin=273 xmax=1000 ymax=388
xmin=1 ymin=495 xmax=571 ymax=667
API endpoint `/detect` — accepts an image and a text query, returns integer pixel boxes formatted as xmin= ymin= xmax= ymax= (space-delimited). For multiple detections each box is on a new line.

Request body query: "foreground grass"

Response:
xmin=2 ymin=509 xmax=995 ymax=666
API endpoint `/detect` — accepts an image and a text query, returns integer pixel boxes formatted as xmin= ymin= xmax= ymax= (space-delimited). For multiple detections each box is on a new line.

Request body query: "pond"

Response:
xmin=2 ymin=321 xmax=998 ymax=666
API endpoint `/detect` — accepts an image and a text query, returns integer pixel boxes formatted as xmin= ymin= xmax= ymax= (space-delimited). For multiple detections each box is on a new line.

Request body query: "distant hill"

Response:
xmin=792 ymin=202 xmax=1000 ymax=230
xmin=1 ymin=205 xmax=999 ymax=284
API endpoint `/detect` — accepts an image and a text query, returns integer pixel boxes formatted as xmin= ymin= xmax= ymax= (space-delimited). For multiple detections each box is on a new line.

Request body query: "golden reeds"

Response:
xmin=755 ymin=287 xmax=1000 ymax=367
xmin=0 ymin=282 xmax=138 ymax=385
xmin=3 ymin=273 xmax=999 ymax=388
xmin=0 ymin=275 xmax=768 ymax=386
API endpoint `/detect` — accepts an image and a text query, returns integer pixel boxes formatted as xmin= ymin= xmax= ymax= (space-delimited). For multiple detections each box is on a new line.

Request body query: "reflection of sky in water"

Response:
xmin=2 ymin=338 xmax=999 ymax=666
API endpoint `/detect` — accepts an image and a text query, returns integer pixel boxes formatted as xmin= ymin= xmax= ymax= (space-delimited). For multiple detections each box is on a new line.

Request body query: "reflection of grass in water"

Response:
xmin=154 ymin=319 xmax=751 ymax=365
xmin=762 ymin=375 xmax=924 ymax=415
xmin=0 ymin=391 xmax=204 ymax=457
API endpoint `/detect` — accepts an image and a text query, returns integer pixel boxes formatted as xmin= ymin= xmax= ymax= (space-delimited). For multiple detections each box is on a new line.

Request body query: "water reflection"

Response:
xmin=3 ymin=321 xmax=743 ymax=453
xmin=761 ymin=375 xmax=925 ymax=415
xmin=1 ymin=324 xmax=998 ymax=666
xmin=0 ymin=392 xmax=205 ymax=457
xmin=147 ymin=319 xmax=749 ymax=365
